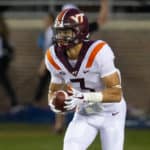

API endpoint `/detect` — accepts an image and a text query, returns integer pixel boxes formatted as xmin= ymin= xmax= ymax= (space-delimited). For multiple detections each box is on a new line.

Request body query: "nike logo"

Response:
xmin=75 ymin=96 xmax=84 ymax=99
xmin=78 ymin=96 xmax=84 ymax=99
xmin=112 ymin=112 xmax=119 ymax=116
xmin=59 ymin=71 xmax=66 ymax=75
xmin=83 ymin=70 xmax=89 ymax=74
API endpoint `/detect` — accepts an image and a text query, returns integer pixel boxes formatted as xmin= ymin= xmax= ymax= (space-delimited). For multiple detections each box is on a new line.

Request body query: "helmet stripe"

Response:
xmin=57 ymin=9 xmax=69 ymax=21
xmin=46 ymin=49 xmax=61 ymax=70
xmin=86 ymin=42 xmax=106 ymax=68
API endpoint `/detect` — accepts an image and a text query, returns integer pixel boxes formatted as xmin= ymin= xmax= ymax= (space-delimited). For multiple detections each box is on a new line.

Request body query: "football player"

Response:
xmin=45 ymin=8 xmax=126 ymax=150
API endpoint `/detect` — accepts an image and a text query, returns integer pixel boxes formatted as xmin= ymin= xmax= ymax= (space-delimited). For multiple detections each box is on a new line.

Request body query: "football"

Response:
xmin=52 ymin=90 xmax=68 ymax=112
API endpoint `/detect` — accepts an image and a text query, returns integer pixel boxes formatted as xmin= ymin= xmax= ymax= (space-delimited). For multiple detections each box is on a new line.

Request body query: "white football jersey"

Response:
xmin=45 ymin=40 xmax=125 ymax=115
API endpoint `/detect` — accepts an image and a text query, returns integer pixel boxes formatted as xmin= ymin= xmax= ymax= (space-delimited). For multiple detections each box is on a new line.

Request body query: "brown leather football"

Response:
xmin=52 ymin=90 xmax=68 ymax=112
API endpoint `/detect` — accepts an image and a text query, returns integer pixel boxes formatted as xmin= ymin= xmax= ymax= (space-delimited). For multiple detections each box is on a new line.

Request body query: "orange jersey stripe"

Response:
xmin=86 ymin=42 xmax=106 ymax=68
xmin=46 ymin=50 xmax=61 ymax=70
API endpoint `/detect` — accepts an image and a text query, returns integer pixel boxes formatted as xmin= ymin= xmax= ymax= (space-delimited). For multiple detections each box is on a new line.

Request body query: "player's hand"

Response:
xmin=64 ymin=96 xmax=84 ymax=111
xmin=67 ymin=86 xmax=83 ymax=98
xmin=49 ymin=99 xmax=64 ymax=114
xmin=64 ymin=87 xmax=85 ymax=110
xmin=66 ymin=86 xmax=103 ymax=104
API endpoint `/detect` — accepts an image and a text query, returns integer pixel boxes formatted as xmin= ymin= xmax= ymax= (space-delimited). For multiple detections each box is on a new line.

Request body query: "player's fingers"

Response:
xmin=51 ymin=107 xmax=62 ymax=113
xmin=49 ymin=102 xmax=55 ymax=109
xmin=67 ymin=89 xmax=73 ymax=95
xmin=65 ymin=96 xmax=74 ymax=103
xmin=67 ymin=87 xmax=79 ymax=96
xmin=64 ymin=101 xmax=75 ymax=109
xmin=64 ymin=103 xmax=73 ymax=109
xmin=64 ymin=100 xmax=73 ymax=105
xmin=49 ymin=102 xmax=62 ymax=113
xmin=64 ymin=104 xmax=74 ymax=110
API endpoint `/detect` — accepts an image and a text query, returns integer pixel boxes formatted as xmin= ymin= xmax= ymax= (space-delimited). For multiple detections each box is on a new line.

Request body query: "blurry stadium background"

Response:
xmin=0 ymin=0 xmax=150 ymax=150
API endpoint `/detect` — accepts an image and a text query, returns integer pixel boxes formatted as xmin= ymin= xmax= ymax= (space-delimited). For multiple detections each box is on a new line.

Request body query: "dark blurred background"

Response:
xmin=0 ymin=0 xmax=150 ymax=126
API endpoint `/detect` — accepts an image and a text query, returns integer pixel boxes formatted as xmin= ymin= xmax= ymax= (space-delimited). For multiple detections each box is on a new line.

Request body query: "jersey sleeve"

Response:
xmin=97 ymin=43 xmax=117 ymax=78
xmin=45 ymin=49 xmax=64 ymax=84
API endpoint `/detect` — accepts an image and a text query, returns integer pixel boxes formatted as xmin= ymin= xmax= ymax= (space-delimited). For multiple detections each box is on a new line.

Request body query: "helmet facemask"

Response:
xmin=53 ymin=22 xmax=83 ymax=50
xmin=53 ymin=28 xmax=75 ymax=49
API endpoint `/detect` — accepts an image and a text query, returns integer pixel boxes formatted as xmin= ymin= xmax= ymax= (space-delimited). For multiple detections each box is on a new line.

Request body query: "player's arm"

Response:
xmin=101 ymin=71 xmax=122 ymax=102
xmin=78 ymin=71 xmax=122 ymax=104
xmin=38 ymin=59 xmax=47 ymax=76
xmin=64 ymin=71 xmax=122 ymax=112
xmin=45 ymin=48 xmax=68 ymax=112
xmin=98 ymin=0 xmax=109 ymax=25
